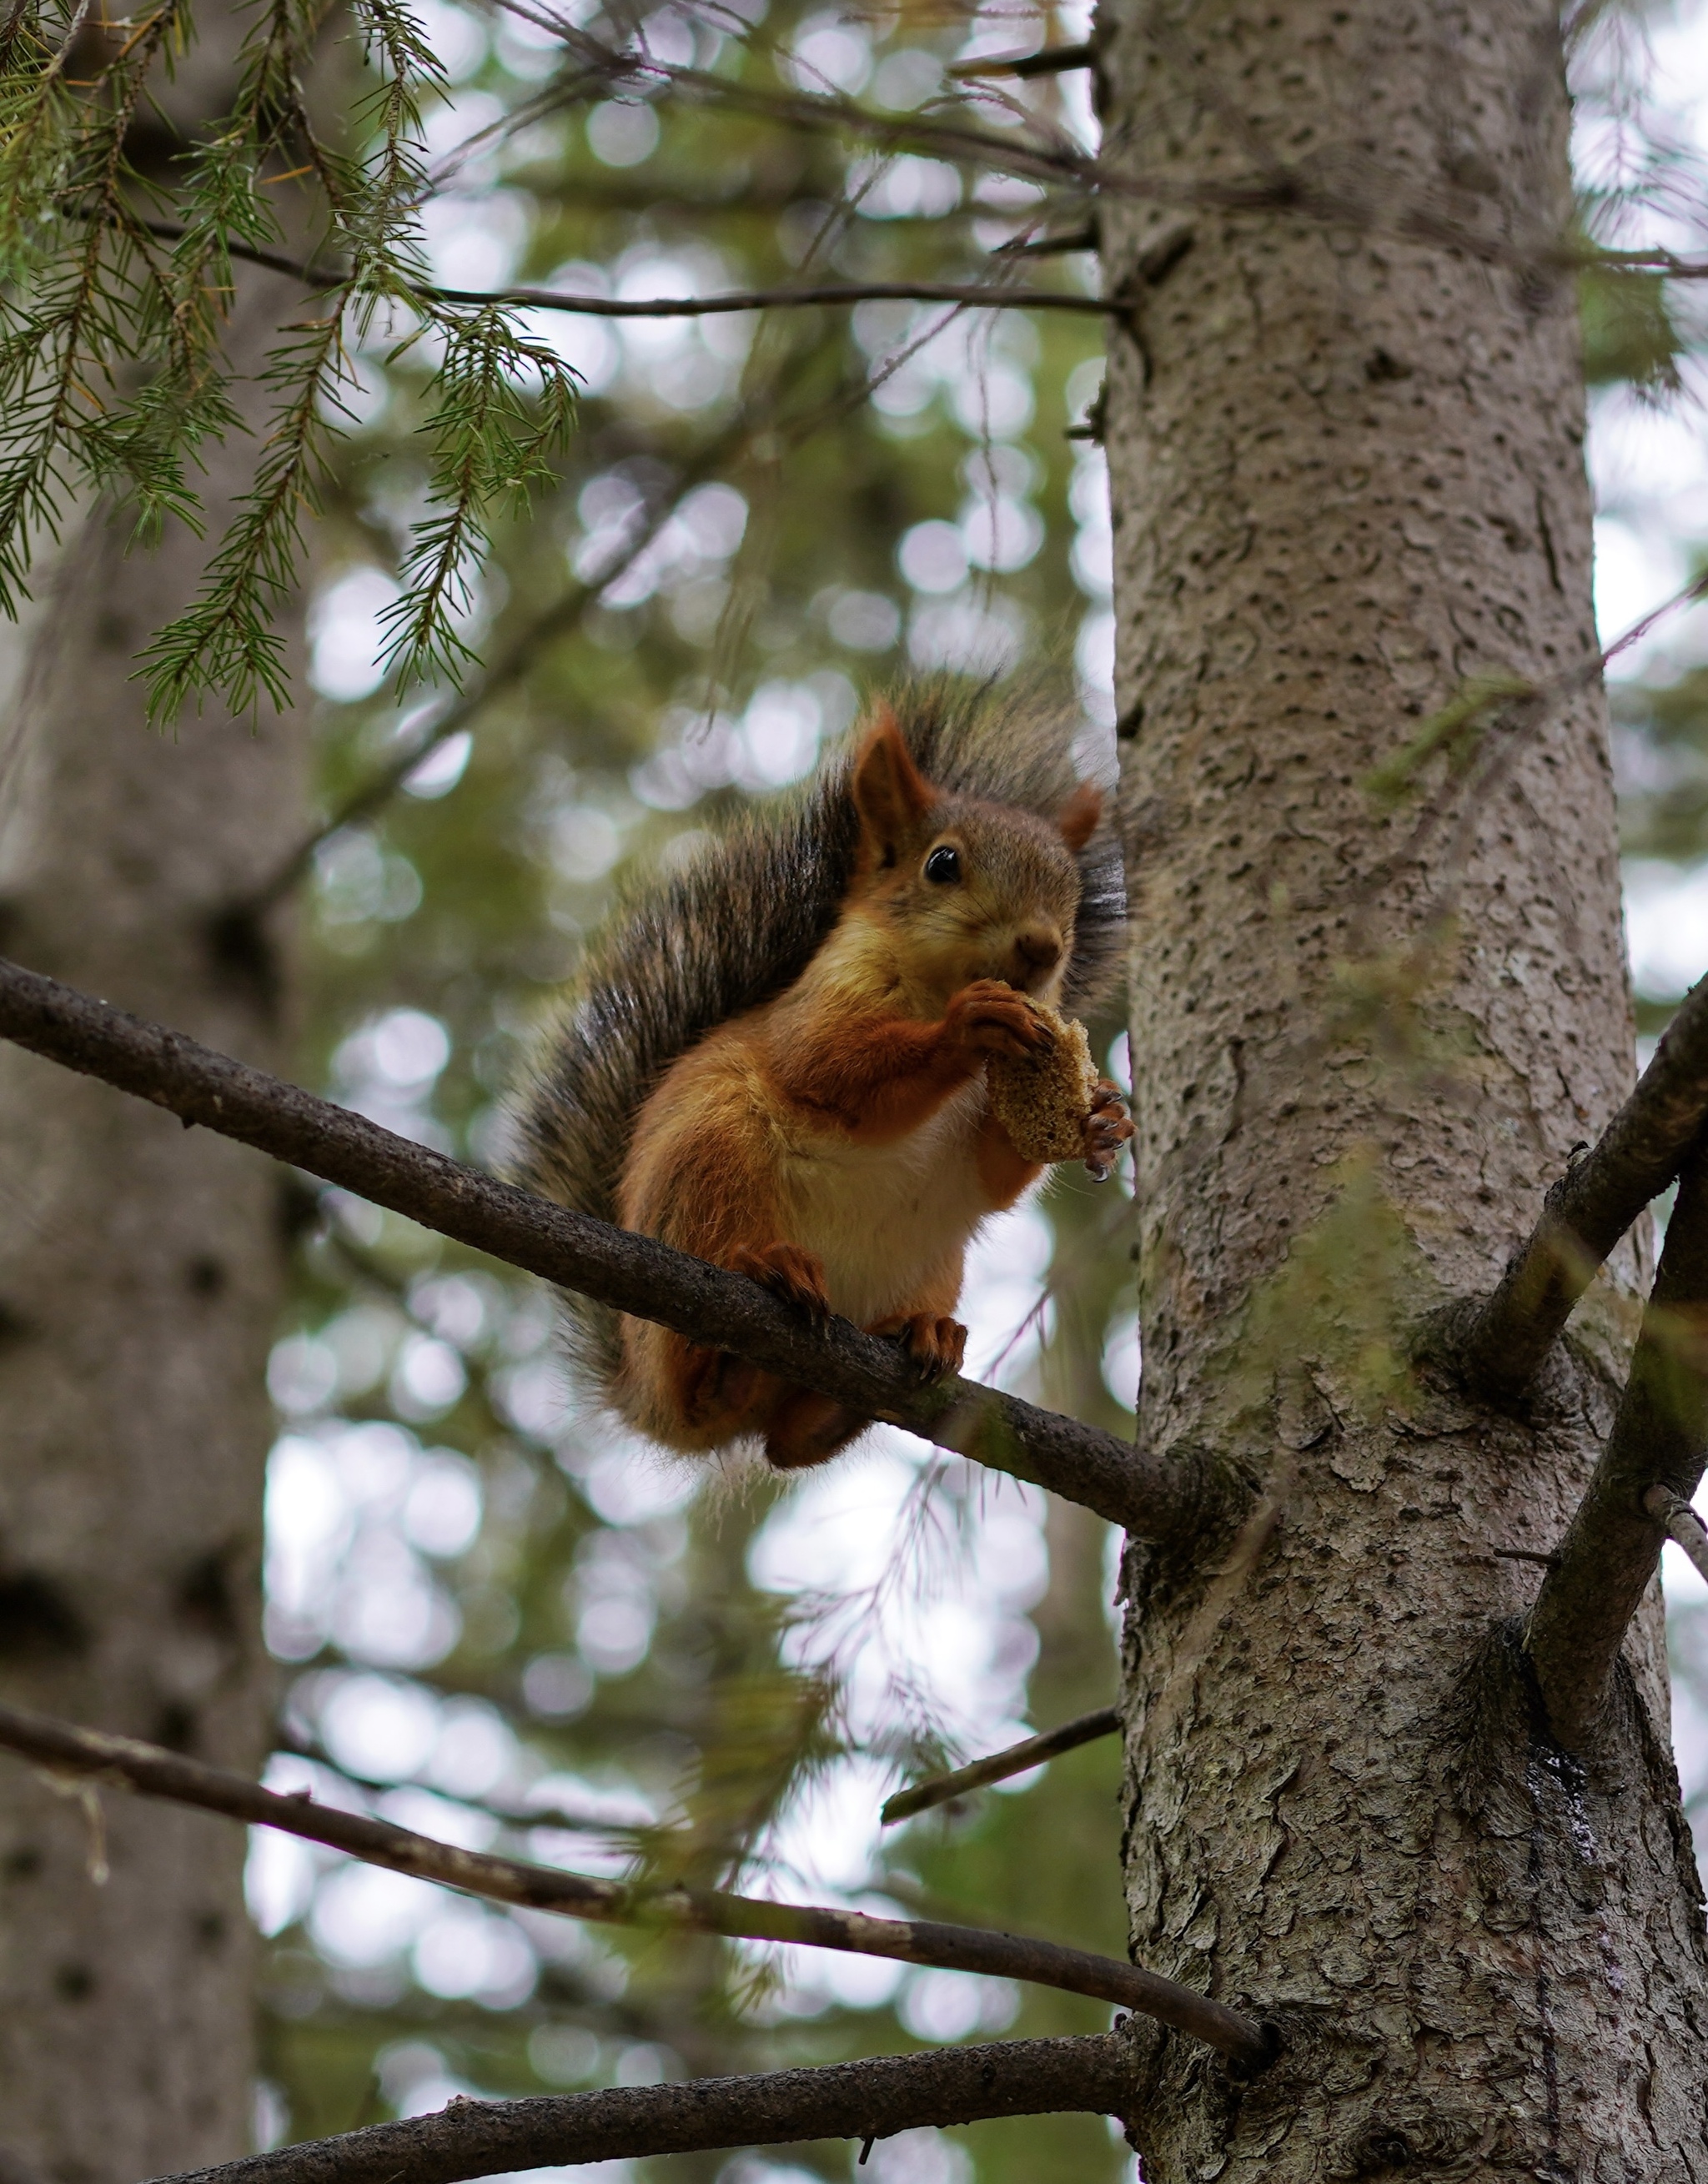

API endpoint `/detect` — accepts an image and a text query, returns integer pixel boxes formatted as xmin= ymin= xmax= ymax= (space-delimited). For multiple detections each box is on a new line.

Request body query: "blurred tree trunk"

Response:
xmin=0 ymin=158 xmax=309 ymax=2184
xmin=1100 ymin=2 xmax=1708 ymax=2176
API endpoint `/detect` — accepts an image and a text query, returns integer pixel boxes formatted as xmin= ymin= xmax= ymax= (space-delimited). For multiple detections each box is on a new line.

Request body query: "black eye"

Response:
xmin=924 ymin=845 xmax=961 ymax=884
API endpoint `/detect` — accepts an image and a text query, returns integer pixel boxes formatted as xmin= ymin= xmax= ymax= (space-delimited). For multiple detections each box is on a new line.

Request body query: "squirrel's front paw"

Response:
xmin=731 ymin=1241 xmax=832 ymax=1326
xmin=946 ymin=979 xmax=1051 ymax=1059
xmin=1083 ymin=1078 xmax=1134 ymax=1181
xmin=872 ymin=1311 xmax=967 ymax=1383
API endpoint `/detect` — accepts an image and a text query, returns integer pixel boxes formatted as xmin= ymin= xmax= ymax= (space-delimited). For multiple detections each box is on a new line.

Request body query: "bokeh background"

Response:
xmin=229 ymin=2 xmax=1708 ymax=2177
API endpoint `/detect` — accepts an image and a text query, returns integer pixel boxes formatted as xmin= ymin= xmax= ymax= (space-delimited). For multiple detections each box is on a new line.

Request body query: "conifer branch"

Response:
xmin=0 ymin=1698 xmax=1274 ymax=2066
xmin=150 ymin=2034 xmax=1139 ymax=2184
xmin=1525 ymin=1139 xmax=1708 ymax=1746
xmin=0 ymin=954 xmax=1222 ymax=1540
xmin=1454 ymin=975 xmax=1708 ymax=1399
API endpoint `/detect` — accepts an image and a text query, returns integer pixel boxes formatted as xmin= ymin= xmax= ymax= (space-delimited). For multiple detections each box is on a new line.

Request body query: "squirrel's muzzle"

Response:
xmin=1011 ymin=926 xmax=1064 ymax=987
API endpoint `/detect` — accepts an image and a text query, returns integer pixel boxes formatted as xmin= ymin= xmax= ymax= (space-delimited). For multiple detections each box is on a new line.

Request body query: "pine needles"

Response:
xmin=0 ymin=0 xmax=580 ymax=720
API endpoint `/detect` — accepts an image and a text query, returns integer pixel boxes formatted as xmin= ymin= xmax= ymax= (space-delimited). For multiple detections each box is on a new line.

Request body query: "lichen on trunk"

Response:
xmin=1097 ymin=0 xmax=1708 ymax=2174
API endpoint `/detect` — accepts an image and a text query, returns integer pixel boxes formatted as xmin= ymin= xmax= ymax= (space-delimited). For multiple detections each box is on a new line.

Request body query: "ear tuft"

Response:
xmin=1057 ymin=781 xmax=1103 ymax=854
xmin=852 ymin=707 xmax=937 ymax=857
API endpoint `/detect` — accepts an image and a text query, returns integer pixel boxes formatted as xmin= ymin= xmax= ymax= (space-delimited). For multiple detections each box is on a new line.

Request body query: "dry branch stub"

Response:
xmin=0 ymin=1700 xmax=1275 ymax=2067
xmin=1645 ymin=1484 xmax=1708 ymax=1586
xmin=146 ymin=2035 xmax=1138 ymax=2184
xmin=882 ymin=1705 xmax=1121 ymax=1823
xmin=1455 ymin=973 xmax=1708 ymax=1400
xmin=0 ymin=954 xmax=1208 ymax=1538
xmin=1526 ymin=1141 xmax=1708 ymax=1746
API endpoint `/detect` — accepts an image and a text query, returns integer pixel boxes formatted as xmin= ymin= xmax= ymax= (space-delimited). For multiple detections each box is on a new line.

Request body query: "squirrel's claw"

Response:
xmin=1083 ymin=1077 xmax=1134 ymax=1180
xmin=872 ymin=1311 xmax=967 ymax=1383
xmin=947 ymin=978 xmax=1051 ymax=1059
xmin=731 ymin=1241 xmax=832 ymax=1325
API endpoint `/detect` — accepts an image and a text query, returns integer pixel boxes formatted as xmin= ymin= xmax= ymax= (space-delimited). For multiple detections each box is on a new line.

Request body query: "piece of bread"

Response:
xmin=987 ymin=1004 xmax=1097 ymax=1163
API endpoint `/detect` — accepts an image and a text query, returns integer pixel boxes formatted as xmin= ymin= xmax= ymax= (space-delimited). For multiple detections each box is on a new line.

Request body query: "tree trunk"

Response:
xmin=1098 ymin=3 xmax=1708 ymax=2176
xmin=0 ymin=255 xmax=308 ymax=2180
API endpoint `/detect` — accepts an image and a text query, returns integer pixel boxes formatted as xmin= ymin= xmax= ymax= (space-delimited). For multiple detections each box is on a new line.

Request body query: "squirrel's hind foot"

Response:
xmin=872 ymin=1310 xmax=967 ymax=1383
xmin=731 ymin=1241 xmax=832 ymax=1325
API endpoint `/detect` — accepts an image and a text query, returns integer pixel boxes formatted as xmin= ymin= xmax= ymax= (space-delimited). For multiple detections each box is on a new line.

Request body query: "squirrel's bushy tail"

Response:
xmin=508 ymin=676 xmax=1127 ymax=1404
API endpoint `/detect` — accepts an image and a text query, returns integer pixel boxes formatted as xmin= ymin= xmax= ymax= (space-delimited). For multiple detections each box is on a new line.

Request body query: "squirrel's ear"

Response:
xmin=852 ymin=710 xmax=936 ymax=862
xmin=1057 ymin=781 xmax=1103 ymax=853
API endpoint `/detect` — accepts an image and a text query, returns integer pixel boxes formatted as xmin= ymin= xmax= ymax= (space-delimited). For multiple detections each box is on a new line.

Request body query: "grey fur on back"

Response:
xmin=508 ymin=677 xmax=1128 ymax=1398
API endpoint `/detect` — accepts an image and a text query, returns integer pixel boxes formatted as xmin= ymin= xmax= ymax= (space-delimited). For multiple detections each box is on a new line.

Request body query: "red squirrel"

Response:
xmin=513 ymin=681 xmax=1131 ymax=1471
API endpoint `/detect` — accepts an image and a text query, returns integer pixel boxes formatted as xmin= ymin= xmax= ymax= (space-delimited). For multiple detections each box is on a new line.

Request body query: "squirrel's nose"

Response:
xmin=1013 ymin=926 xmax=1063 ymax=977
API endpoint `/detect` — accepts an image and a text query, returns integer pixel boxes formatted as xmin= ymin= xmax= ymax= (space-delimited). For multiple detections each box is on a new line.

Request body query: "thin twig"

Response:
xmin=133 ymin=224 xmax=1108 ymax=315
xmin=1525 ymin=1139 xmax=1708 ymax=1745
xmin=273 ymin=1734 xmax=650 ymax=1841
xmin=882 ymin=1705 xmax=1119 ymax=1824
xmin=1454 ymin=975 xmax=1708 ymax=1401
xmin=233 ymin=266 xmax=1033 ymax=916
xmin=0 ymin=956 xmax=1216 ymax=1539
xmin=0 ymin=1700 xmax=1274 ymax=2066
xmin=478 ymin=8 xmax=1685 ymax=291
xmin=1645 ymin=1484 xmax=1708 ymax=1586
xmin=234 ymin=408 xmax=763 ymax=916
xmin=148 ymin=2033 xmax=1139 ymax=2184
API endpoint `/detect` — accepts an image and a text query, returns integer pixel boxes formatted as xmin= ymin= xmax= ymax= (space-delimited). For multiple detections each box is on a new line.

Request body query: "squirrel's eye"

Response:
xmin=924 ymin=845 xmax=961 ymax=885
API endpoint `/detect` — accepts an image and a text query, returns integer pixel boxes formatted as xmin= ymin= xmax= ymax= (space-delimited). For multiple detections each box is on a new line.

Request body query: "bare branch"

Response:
xmin=429 ymin=277 xmax=1108 ymax=318
xmin=135 ymin=223 xmax=1108 ymax=317
xmin=0 ymin=1700 xmax=1274 ymax=2066
xmin=1453 ymin=975 xmax=1708 ymax=1400
xmin=882 ymin=1705 xmax=1119 ymax=1825
xmin=274 ymin=1732 xmax=649 ymax=1842
xmin=1645 ymin=1484 xmax=1708 ymax=1586
xmin=480 ymin=11 xmax=1660 ymax=291
xmin=231 ymin=264 xmax=1059 ymax=917
xmin=1525 ymin=1139 xmax=1708 ymax=1745
xmin=150 ymin=2033 xmax=1138 ymax=2184
xmin=0 ymin=956 xmax=1218 ymax=1538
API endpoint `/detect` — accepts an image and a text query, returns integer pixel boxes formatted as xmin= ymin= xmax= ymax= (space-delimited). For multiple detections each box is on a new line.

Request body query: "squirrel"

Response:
xmin=510 ymin=679 xmax=1132 ymax=1473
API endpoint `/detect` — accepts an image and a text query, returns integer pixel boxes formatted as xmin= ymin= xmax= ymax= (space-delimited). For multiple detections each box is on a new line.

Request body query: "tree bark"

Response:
xmin=0 ymin=258 xmax=307 ymax=2177
xmin=1098 ymin=2 xmax=1708 ymax=2176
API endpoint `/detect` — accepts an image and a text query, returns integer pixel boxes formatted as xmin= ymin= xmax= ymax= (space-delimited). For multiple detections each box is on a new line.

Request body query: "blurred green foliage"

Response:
xmin=234 ymin=0 xmax=1708 ymax=2169
xmin=250 ymin=3 xmax=1135 ymax=2178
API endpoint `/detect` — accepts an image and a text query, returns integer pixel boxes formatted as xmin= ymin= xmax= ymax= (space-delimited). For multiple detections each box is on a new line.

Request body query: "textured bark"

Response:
xmin=0 ymin=257 xmax=307 ymax=2181
xmin=1098 ymin=3 xmax=1708 ymax=2178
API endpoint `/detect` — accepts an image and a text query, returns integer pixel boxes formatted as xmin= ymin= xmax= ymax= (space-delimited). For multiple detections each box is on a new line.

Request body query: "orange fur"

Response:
xmin=975 ymin=1103 xmax=1045 ymax=1210
xmin=1057 ymin=781 xmax=1103 ymax=853
xmin=610 ymin=714 xmax=1127 ymax=1469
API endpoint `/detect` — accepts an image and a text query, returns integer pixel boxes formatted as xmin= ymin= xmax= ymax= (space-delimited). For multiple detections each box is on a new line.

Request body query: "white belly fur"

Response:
xmin=774 ymin=1080 xmax=997 ymax=1327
